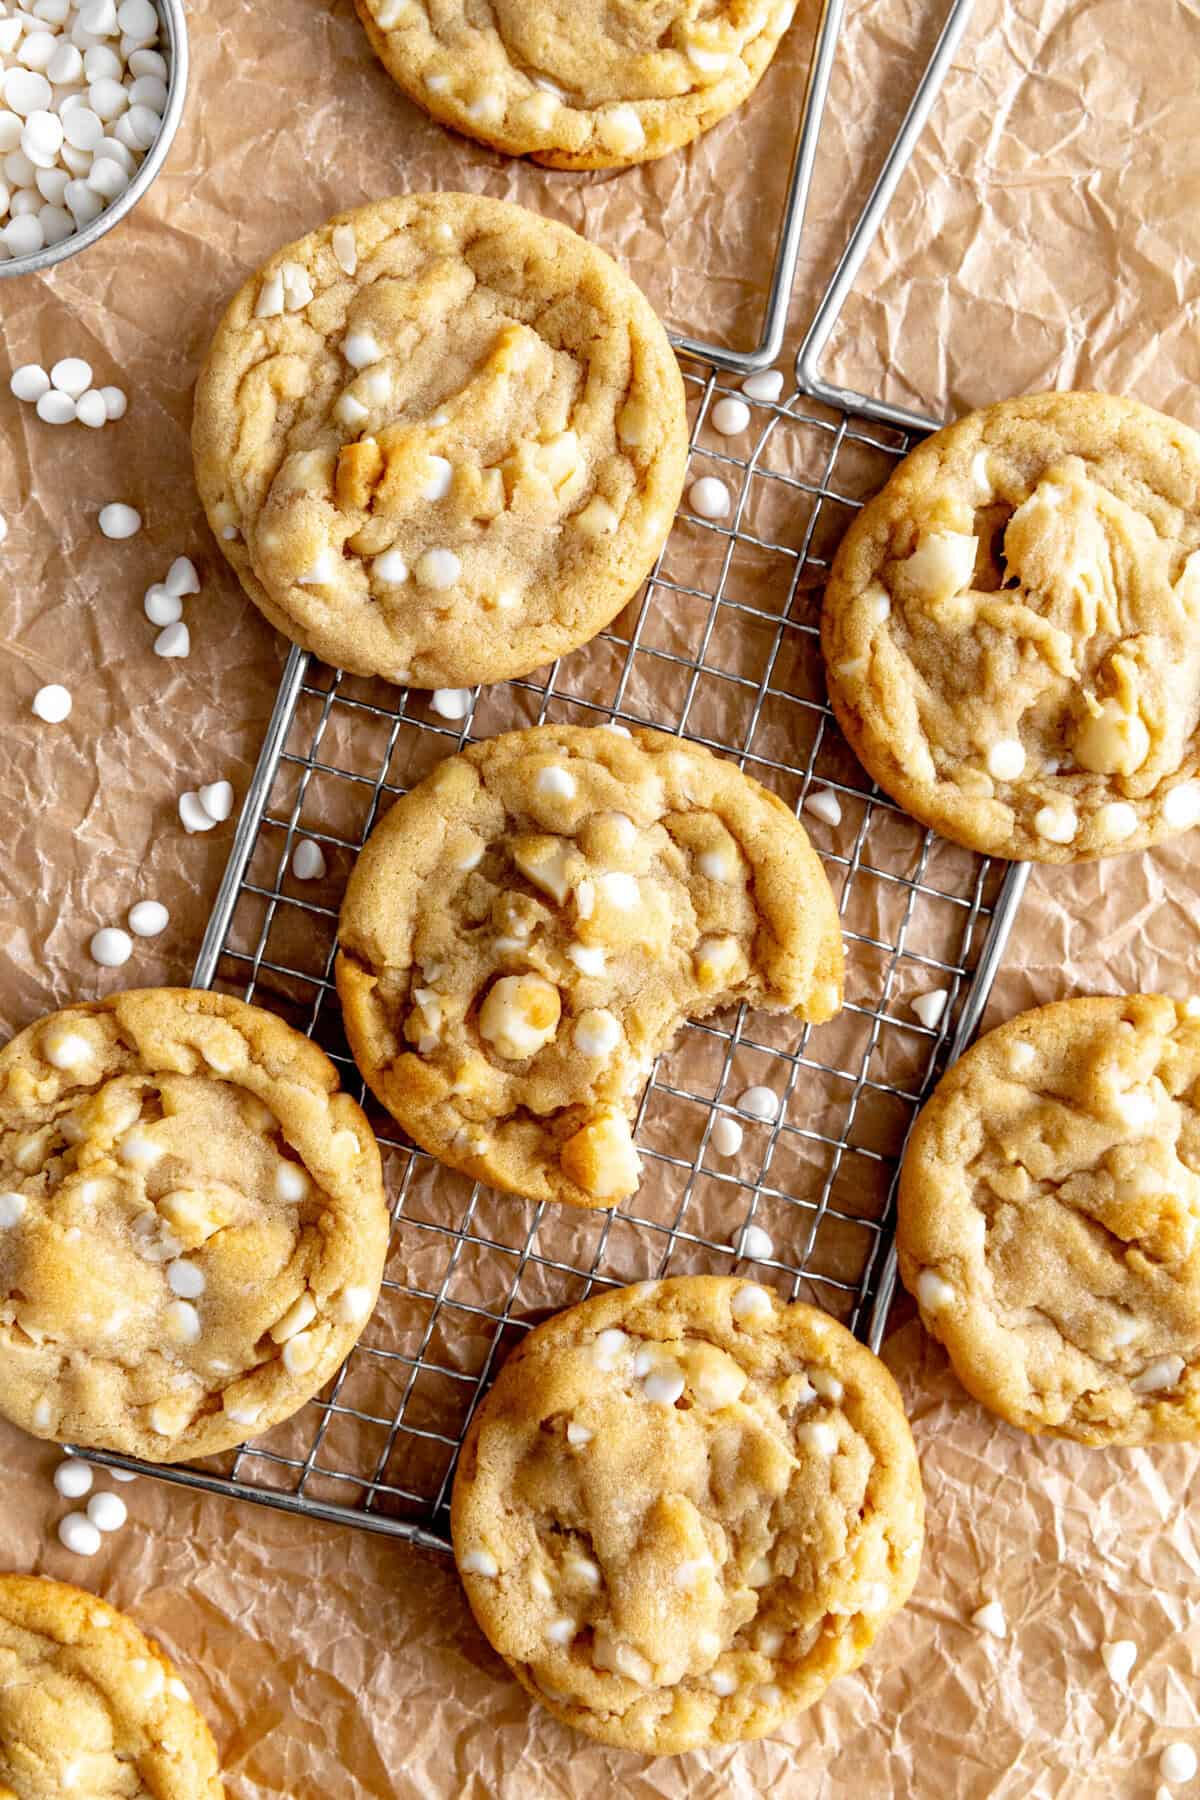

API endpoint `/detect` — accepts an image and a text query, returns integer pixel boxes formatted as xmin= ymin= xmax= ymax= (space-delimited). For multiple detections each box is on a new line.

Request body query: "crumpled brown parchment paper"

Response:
xmin=1 ymin=0 xmax=1199 ymax=1793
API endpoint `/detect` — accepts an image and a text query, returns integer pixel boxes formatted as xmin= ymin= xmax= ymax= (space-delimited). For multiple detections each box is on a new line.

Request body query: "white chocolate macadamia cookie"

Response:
xmin=354 ymin=0 xmax=798 ymax=170
xmin=193 ymin=193 xmax=688 ymax=688
xmin=899 ymin=993 xmax=1200 ymax=1443
xmin=451 ymin=1276 xmax=924 ymax=1752
xmin=0 ymin=989 xmax=389 ymax=1461
xmin=0 ymin=1575 xmax=223 ymax=1799
xmin=337 ymin=726 xmax=843 ymax=1209
xmin=823 ymin=392 xmax=1200 ymax=860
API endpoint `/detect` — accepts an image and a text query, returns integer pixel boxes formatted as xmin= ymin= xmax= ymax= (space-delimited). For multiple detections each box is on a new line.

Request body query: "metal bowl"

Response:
xmin=0 ymin=0 xmax=188 ymax=280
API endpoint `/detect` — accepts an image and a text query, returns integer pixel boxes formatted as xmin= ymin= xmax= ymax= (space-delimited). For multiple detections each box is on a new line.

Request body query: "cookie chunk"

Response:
xmin=193 ymin=193 xmax=688 ymax=687
xmin=822 ymin=393 xmax=1200 ymax=861
xmin=336 ymin=725 xmax=843 ymax=1209
xmin=0 ymin=989 xmax=389 ymax=1461
xmin=450 ymin=1275 xmax=924 ymax=1752
xmin=0 ymin=1574 xmax=223 ymax=1798
xmin=353 ymin=0 xmax=797 ymax=170
xmin=898 ymin=993 xmax=1200 ymax=1444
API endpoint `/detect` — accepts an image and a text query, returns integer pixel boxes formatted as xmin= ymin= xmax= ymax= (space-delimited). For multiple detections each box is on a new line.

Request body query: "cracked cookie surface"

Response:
xmin=0 ymin=988 xmax=389 ymax=1461
xmin=450 ymin=1275 xmax=924 ymax=1753
xmin=354 ymin=0 xmax=799 ymax=170
xmin=822 ymin=392 xmax=1200 ymax=861
xmin=898 ymin=993 xmax=1200 ymax=1444
xmin=0 ymin=1574 xmax=223 ymax=1799
xmin=192 ymin=192 xmax=687 ymax=687
xmin=336 ymin=725 xmax=843 ymax=1209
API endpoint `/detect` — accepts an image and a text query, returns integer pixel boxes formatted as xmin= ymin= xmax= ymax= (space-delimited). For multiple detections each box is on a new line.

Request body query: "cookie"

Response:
xmin=353 ymin=0 xmax=797 ymax=170
xmin=897 ymin=993 xmax=1200 ymax=1444
xmin=336 ymin=724 xmax=843 ymax=1209
xmin=450 ymin=1275 xmax=924 ymax=1753
xmin=0 ymin=988 xmax=389 ymax=1461
xmin=193 ymin=192 xmax=688 ymax=687
xmin=0 ymin=1574 xmax=222 ymax=1798
xmin=822 ymin=392 xmax=1200 ymax=861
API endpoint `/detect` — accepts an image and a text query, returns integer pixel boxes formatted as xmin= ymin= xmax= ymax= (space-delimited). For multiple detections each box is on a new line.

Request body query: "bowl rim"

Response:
xmin=0 ymin=0 xmax=189 ymax=281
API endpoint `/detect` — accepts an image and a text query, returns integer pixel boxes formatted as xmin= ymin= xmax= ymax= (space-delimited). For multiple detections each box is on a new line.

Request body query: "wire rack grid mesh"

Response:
xmin=74 ymin=0 xmax=1028 ymax=1546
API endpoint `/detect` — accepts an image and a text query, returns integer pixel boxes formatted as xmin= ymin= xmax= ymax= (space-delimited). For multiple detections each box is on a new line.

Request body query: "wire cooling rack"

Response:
xmin=79 ymin=0 xmax=1026 ymax=1549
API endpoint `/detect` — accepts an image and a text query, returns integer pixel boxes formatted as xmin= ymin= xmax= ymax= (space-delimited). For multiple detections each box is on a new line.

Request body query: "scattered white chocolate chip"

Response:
xmin=1006 ymin=1039 xmax=1037 ymax=1074
xmin=971 ymin=1599 xmax=1007 ymax=1638
xmin=731 ymin=1284 xmax=772 ymax=1324
xmin=342 ymin=329 xmax=383 ymax=368
xmin=57 ymin=1512 xmax=101 ymax=1556
xmin=36 ymin=389 xmax=76 ymax=424
xmin=372 ymin=548 xmax=407 ymax=586
xmin=1160 ymin=1743 xmax=1198 ymax=1784
xmin=178 ymin=791 xmax=214 ymax=833
xmin=0 ymin=1191 xmax=27 ymax=1229
xmin=331 ymin=1284 xmax=373 ymax=1325
xmin=31 ymin=681 xmax=72 ymax=722
xmin=735 ymin=1222 xmax=774 ymax=1261
xmin=592 ymin=1327 xmax=630 ymax=1368
xmin=144 ymin=583 xmax=180 ymax=625
xmin=546 ymin=1615 xmax=576 ymax=1646
xmin=803 ymin=786 xmax=842 ymax=827
xmin=297 ymin=547 xmax=336 ymax=587
xmin=1033 ymin=802 xmax=1078 ymax=845
xmin=32 ymin=1396 xmax=53 ymax=1430
xmin=711 ymin=396 xmax=751 ymax=436
xmin=86 ymin=1490 xmax=126 ymax=1532
xmin=536 ymin=765 xmax=576 ymax=801
xmin=163 ymin=1299 xmax=200 ymax=1345
xmin=673 ymin=1557 xmax=710 ymax=1591
xmin=916 ymin=1268 xmax=955 ymax=1313
xmin=281 ymin=1330 xmax=319 ymax=1375
xmin=421 ymin=453 xmax=453 ymax=502
xmin=271 ymin=1292 xmax=317 ymax=1343
xmin=737 ymin=1085 xmax=780 ymax=1122
xmin=566 ymin=943 xmax=606 ymax=977
xmin=128 ymin=899 xmax=168 ymax=937
xmin=598 ymin=870 xmax=639 ymax=909
xmin=167 ymin=1259 xmax=204 ymax=1298
xmin=1130 ymin=1354 xmax=1185 ymax=1395
xmin=901 ymin=530 xmax=977 ymax=601
xmin=564 ymin=1554 xmax=601 ymax=1590
xmin=1115 ymin=1089 xmax=1155 ymax=1131
xmin=11 ymin=363 xmax=50 ymax=401
xmin=50 ymin=357 xmax=91 ymax=397
xmin=97 ymin=501 xmax=140 ymax=539
xmin=566 ymin=1420 xmax=593 ymax=1447
xmin=102 ymin=385 xmax=127 ymax=419
xmin=1100 ymin=1639 xmax=1137 ymax=1683
xmin=986 ymin=739 xmax=1026 ymax=781
xmin=710 ymin=1115 xmax=743 ymax=1157
xmin=165 ymin=555 xmax=199 ymax=597
xmin=742 ymin=369 xmax=784 ymax=403
xmin=89 ymin=926 xmax=131 ymax=967
xmin=688 ymin=475 xmax=731 ymax=519
xmin=1163 ymin=782 xmax=1200 ymax=830
xmin=798 ymin=1418 xmax=837 ymax=1455
xmin=290 ymin=838 xmax=327 ymax=881
xmin=479 ymin=973 xmax=562 ymax=1060
xmin=331 ymin=223 xmax=357 ymax=275
xmin=43 ymin=1027 xmax=89 ymax=1069
xmin=708 ymin=1668 xmax=738 ymax=1696
xmin=641 ymin=1362 xmax=685 ymax=1406
xmin=460 ymin=1548 xmax=498 ymax=1576
xmin=53 ymin=1457 xmax=93 ymax=1500
xmin=911 ymin=989 xmax=949 ymax=1030
xmin=430 ymin=687 xmax=472 ymax=720
xmin=154 ymin=621 xmax=189 ymax=658
xmin=198 ymin=780 xmax=233 ymax=823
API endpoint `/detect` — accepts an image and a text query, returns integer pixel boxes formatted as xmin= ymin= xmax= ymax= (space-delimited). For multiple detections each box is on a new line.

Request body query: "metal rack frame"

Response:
xmin=77 ymin=0 xmax=1030 ymax=1550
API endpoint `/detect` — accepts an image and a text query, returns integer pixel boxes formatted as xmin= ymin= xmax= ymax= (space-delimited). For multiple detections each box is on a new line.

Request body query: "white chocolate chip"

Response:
xmin=271 ymin=1291 xmax=317 ymax=1343
xmin=917 ymin=1268 xmax=955 ymax=1313
xmin=154 ymin=621 xmax=190 ymax=658
xmin=689 ymin=475 xmax=731 ymax=519
xmin=911 ymin=989 xmax=949 ymax=1030
xmin=224 ymin=1401 xmax=262 ymax=1427
xmin=97 ymin=502 xmax=140 ymax=539
xmin=1006 ymin=1039 xmax=1037 ymax=1074
xmin=32 ymin=682 xmax=71 ymax=722
xmin=290 ymin=838 xmax=327 ymax=881
xmin=546 ymin=1615 xmax=576 ymax=1646
xmin=198 ymin=780 xmax=233 ymax=823
xmin=118 ymin=1130 xmax=161 ymax=1170
xmin=566 ymin=1420 xmax=593 ymax=1447
xmin=1100 ymin=1639 xmax=1137 ymax=1683
xmin=89 ymin=926 xmax=132 ymax=967
xmin=742 ymin=369 xmax=784 ymax=403
xmin=32 ymin=1396 xmax=53 ymax=1431
xmin=148 ymin=1394 xmax=193 ymax=1437
xmin=597 ymin=870 xmax=639 ymax=909
xmin=735 ymin=1222 xmax=773 ymax=1261
xmin=566 ymin=942 xmax=606 ymax=977
xmin=573 ymin=1008 xmax=621 ymax=1058
xmin=58 ymin=1512 xmax=101 ymax=1556
xmin=693 ymin=1361 xmax=746 ymax=1410
xmin=597 ymin=103 xmax=644 ymax=153
xmin=971 ymin=1598 xmax=1007 ymax=1638
xmin=1130 ymin=1354 xmax=1185 ymax=1395
xmin=564 ymin=1553 xmax=601 ymax=1589
xmin=810 ymin=1369 xmax=844 ymax=1402
xmin=1163 ymin=782 xmax=1200 ymax=830
xmin=43 ymin=1027 xmax=89 ymax=1070
xmin=711 ymin=396 xmax=750 ymax=435
xmin=421 ymin=453 xmax=453 ymax=501
xmin=163 ymin=1299 xmax=200 ymax=1345
xmin=167 ymin=1259 xmax=205 ymax=1299
xmin=641 ymin=1362 xmax=685 ymax=1406
xmin=178 ymin=791 xmax=214 ymax=834
xmin=164 ymin=555 xmax=199 ymax=597
xmin=1094 ymin=801 xmax=1138 ymax=842
xmin=1033 ymin=802 xmax=1078 ymax=845
xmin=710 ymin=1115 xmax=743 ymax=1157
xmin=803 ymin=786 xmax=842 ymax=827
xmin=128 ymin=900 xmax=168 ymax=937
xmin=986 ymin=739 xmax=1026 ymax=781
xmin=415 ymin=547 xmax=461 ymax=590
xmin=54 ymin=1457 xmax=94 ymax=1499
xmin=747 ymin=1556 xmax=771 ymax=1588
xmin=900 ymin=530 xmax=977 ymax=601
xmin=342 ymin=329 xmax=383 ymax=368
xmin=535 ymin=765 xmax=576 ymax=801
xmin=798 ymin=1419 xmax=837 ymax=1455
xmin=708 ymin=1668 xmax=738 ymax=1696
xmin=86 ymin=1490 xmax=127 ymax=1532
xmin=430 ymin=687 xmax=472 ymax=720
xmin=331 ymin=1284 xmax=374 ymax=1325
xmin=460 ymin=1547 xmax=498 ymax=1576
xmin=281 ymin=1330 xmax=319 ymax=1375
xmin=479 ymin=973 xmax=561 ymax=1060
xmin=275 ymin=1163 xmax=310 ymax=1203
xmin=331 ymin=223 xmax=357 ymax=275
xmin=730 ymin=1283 xmax=772 ymax=1324
xmin=673 ymin=1557 xmax=710 ymax=1591
xmin=373 ymin=548 xmax=408 ymax=586
xmin=593 ymin=1327 xmax=630 ymax=1369
xmin=573 ymin=494 xmax=619 ymax=537
xmin=737 ymin=1085 xmax=779 ymax=1122
xmin=1160 ymin=1743 xmax=1198 ymax=1785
